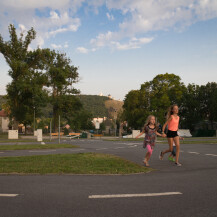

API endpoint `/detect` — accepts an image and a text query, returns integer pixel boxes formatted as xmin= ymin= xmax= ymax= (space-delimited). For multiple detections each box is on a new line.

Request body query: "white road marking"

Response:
xmin=128 ymin=145 xmax=137 ymax=148
xmin=96 ymin=148 xmax=108 ymax=150
xmin=89 ymin=192 xmax=182 ymax=199
xmin=180 ymin=150 xmax=184 ymax=153
xmin=205 ymin=154 xmax=217 ymax=157
xmin=115 ymin=143 xmax=127 ymax=145
xmin=70 ymin=149 xmax=85 ymax=152
xmin=114 ymin=147 xmax=125 ymax=149
xmin=0 ymin=194 xmax=19 ymax=197
xmin=188 ymin=152 xmax=200 ymax=155
xmin=29 ymin=150 xmax=56 ymax=153
xmin=126 ymin=143 xmax=139 ymax=146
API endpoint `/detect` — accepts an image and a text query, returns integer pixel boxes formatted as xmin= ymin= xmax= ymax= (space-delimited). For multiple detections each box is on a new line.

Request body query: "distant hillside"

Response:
xmin=78 ymin=95 xmax=123 ymax=118
xmin=0 ymin=94 xmax=124 ymax=118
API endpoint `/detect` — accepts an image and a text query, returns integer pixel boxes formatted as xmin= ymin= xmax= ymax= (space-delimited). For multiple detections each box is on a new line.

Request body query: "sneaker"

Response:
xmin=145 ymin=162 xmax=150 ymax=167
xmin=175 ymin=162 xmax=182 ymax=166
xmin=159 ymin=151 xmax=163 ymax=160
xmin=172 ymin=158 xmax=176 ymax=162
xmin=168 ymin=156 xmax=173 ymax=161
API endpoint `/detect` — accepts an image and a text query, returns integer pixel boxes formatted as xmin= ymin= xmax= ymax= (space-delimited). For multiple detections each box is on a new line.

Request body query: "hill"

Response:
xmin=0 ymin=94 xmax=124 ymax=118
xmin=78 ymin=95 xmax=123 ymax=118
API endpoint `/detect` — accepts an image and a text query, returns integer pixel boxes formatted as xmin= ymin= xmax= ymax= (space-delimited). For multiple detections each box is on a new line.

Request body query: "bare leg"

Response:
xmin=161 ymin=138 xmax=173 ymax=158
xmin=173 ymin=136 xmax=180 ymax=163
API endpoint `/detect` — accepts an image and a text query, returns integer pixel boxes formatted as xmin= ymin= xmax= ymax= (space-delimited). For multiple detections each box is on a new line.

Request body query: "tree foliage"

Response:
xmin=44 ymin=51 xmax=80 ymax=131
xmin=123 ymin=73 xmax=186 ymax=129
xmin=0 ymin=24 xmax=47 ymax=129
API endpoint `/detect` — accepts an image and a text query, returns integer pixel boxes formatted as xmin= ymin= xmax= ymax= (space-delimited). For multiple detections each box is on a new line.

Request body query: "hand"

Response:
xmin=162 ymin=133 xmax=166 ymax=138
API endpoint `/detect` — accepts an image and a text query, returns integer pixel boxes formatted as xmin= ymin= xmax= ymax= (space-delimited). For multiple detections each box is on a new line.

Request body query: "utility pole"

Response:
xmin=58 ymin=115 xmax=60 ymax=144
xmin=50 ymin=119 xmax=52 ymax=142
xmin=33 ymin=106 xmax=35 ymax=133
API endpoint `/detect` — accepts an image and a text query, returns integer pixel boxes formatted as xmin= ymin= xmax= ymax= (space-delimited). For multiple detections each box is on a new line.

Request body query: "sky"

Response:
xmin=0 ymin=0 xmax=217 ymax=100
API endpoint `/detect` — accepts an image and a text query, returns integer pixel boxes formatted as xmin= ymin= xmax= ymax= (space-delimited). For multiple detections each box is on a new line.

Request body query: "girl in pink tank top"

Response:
xmin=160 ymin=105 xmax=182 ymax=166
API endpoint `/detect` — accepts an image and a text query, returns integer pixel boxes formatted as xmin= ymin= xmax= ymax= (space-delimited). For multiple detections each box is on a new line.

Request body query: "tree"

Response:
xmin=45 ymin=51 xmax=81 ymax=131
xmin=147 ymin=73 xmax=186 ymax=124
xmin=200 ymin=82 xmax=217 ymax=129
xmin=123 ymin=90 xmax=150 ymax=129
xmin=123 ymin=73 xmax=186 ymax=129
xmin=0 ymin=24 xmax=47 ymax=130
xmin=180 ymin=84 xmax=202 ymax=131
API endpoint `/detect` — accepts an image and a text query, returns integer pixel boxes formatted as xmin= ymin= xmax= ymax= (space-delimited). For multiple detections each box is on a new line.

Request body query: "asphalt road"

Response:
xmin=0 ymin=139 xmax=217 ymax=217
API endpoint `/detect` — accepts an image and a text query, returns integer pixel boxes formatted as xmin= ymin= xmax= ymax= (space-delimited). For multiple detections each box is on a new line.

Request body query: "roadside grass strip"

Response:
xmin=0 ymin=153 xmax=152 ymax=175
xmin=0 ymin=144 xmax=78 ymax=151
xmin=0 ymin=139 xmax=50 ymax=143
xmin=89 ymin=192 xmax=183 ymax=199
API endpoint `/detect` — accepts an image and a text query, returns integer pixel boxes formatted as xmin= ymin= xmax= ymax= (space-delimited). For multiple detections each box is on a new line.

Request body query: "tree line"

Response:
xmin=122 ymin=73 xmax=217 ymax=135
xmin=0 ymin=24 xmax=93 ymax=132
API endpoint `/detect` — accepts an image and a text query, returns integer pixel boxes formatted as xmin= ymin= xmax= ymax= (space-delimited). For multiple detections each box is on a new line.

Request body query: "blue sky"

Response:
xmin=0 ymin=0 xmax=217 ymax=100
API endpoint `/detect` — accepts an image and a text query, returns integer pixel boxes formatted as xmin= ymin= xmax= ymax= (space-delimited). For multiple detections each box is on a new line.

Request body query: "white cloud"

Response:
xmin=112 ymin=37 xmax=153 ymax=50
xmin=1 ymin=0 xmax=217 ymax=52
xmin=64 ymin=42 xmax=69 ymax=48
xmin=106 ymin=12 xmax=114 ymax=21
xmin=76 ymin=47 xmax=89 ymax=53
xmin=51 ymin=44 xmax=62 ymax=49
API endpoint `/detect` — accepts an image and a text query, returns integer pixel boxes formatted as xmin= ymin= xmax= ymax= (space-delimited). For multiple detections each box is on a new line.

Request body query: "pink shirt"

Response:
xmin=168 ymin=115 xmax=179 ymax=131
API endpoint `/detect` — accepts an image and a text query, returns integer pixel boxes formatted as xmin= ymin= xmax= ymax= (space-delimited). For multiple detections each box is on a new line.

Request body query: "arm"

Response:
xmin=156 ymin=131 xmax=163 ymax=137
xmin=135 ymin=131 xmax=144 ymax=139
xmin=162 ymin=117 xmax=172 ymax=135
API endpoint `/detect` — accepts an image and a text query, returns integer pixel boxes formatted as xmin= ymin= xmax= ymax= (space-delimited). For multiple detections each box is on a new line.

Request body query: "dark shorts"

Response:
xmin=167 ymin=130 xmax=178 ymax=138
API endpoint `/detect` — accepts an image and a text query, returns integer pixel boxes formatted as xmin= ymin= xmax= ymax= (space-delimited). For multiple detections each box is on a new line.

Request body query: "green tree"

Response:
xmin=200 ymin=82 xmax=217 ymax=129
xmin=123 ymin=90 xmax=150 ymax=129
xmin=45 ymin=51 xmax=80 ymax=131
xmin=147 ymin=73 xmax=186 ymax=124
xmin=180 ymin=84 xmax=202 ymax=131
xmin=123 ymin=73 xmax=186 ymax=129
xmin=0 ymin=24 xmax=47 ymax=131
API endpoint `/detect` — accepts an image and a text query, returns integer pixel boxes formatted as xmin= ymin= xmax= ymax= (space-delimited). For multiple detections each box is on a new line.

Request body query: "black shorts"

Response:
xmin=167 ymin=130 xmax=178 ymax=138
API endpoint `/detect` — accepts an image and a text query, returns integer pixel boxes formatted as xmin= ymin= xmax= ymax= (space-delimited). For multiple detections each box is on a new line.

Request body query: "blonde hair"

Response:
xmin=143 ymin=115 xmax=158 ymax=130
xmin=166 ymin=104 xmax=178 ymax=120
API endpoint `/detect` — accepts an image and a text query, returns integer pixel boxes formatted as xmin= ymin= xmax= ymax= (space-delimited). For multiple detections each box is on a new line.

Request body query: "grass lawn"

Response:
xmin=0 ymin=144 xmax=78 ymax=151
xmin=0 ymin=153 xmax=151 ymax=175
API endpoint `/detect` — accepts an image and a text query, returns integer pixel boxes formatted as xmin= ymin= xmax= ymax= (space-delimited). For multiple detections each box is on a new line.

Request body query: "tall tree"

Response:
xmin=45 ymin=51 xmax=81 ymax=131
xmin=0 ymin=24 xmax=47 ymax=130
xmin=180 ymin=84 xmax=202 ymax=131
xmin=123 ymin=73 xmax=186 ymax=129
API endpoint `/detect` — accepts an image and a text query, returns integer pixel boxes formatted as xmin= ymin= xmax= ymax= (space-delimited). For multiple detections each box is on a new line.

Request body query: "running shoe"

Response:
xmin=159 ymin=151 xmax=163 ymax=160
xmin=175 ymin=162 xmax=182 ymax=166
xmin=168 ymin=156 xmax=173 ymax=161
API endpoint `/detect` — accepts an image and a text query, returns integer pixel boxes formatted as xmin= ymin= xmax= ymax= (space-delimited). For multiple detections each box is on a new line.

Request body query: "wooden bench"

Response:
xmin=51 ymin=132 xmax=64 ymax=136
xmin=93 ymin=134 xmax=103 ymax=137
xmin=67 ymin=132 xmax=81 ymax=139
xmin=69 ymin=133 xmax=81 ymax=136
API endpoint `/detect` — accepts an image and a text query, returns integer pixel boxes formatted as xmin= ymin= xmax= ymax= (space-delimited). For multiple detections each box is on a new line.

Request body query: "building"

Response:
xmin=0 ymin=110 xmax=10 ymax=133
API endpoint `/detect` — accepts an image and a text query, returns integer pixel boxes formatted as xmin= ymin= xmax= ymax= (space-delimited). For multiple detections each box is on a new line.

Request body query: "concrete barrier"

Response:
xmin=178 ymin=129 xmax=192 ymax=137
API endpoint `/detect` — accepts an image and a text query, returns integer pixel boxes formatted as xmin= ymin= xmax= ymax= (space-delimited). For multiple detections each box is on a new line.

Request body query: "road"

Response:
xmin=0 ymin=139 xmax=217 ymax=217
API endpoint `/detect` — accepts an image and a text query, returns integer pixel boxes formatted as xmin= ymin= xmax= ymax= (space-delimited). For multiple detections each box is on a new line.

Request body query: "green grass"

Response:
xmin=0 ymin=144 xmax=78 ymax=150
xmin=0 ymin=153 xmax=151 ymax=175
